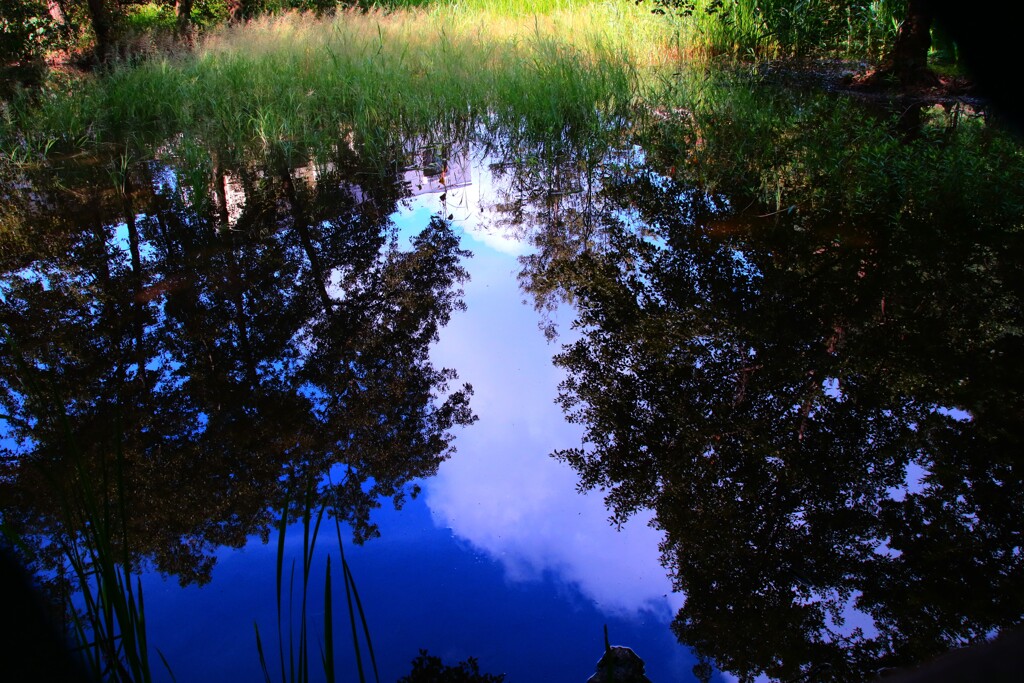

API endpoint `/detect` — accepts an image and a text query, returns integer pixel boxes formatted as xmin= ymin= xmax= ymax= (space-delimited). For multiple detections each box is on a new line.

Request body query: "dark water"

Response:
xmin=2 ymin=85 xmax=1023 ymax=682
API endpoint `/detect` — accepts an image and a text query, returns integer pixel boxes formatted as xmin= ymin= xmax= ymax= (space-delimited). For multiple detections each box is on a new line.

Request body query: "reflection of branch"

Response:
xmin=0 ymin=412 xmax=33 ymax=432
xmin=795 ymin=322 xmax=847 ymax=439
xmin=278 ymin=164 xmax=334 ymax=314
xmin=732 ymin=363 xmax=763 ymax=406
xmin=795 ymin=370 xmax=821 ymax=442
xmin=756 ymin=204 xmax=797 ymax=218
xmin=826 ymin=323 xmax=845 ymax=354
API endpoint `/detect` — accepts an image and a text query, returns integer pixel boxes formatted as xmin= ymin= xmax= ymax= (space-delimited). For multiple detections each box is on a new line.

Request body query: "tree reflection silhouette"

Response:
xmin=0 ymin=144 xmax=475 ymax=592
xmin=511 ymin=100 xmax=1024 ymax=680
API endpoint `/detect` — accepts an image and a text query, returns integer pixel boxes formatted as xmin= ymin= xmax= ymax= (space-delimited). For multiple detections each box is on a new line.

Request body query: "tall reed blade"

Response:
xmin=323 ymin=555 xmax=335 ymax=683
xmin=333 ymin=509 xmax=379 ymax=683
xmin=254 ymin=622 xmax=273 ymax=683
xmin=157 ymin=648 xmax=178 ymax=682
xmin=275 ymin=489 xmax=290 ymax=683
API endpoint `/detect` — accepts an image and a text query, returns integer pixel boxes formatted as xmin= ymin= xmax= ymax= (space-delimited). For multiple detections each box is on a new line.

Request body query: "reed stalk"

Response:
xmin=255 ymin=474 xmax=379 ymax=683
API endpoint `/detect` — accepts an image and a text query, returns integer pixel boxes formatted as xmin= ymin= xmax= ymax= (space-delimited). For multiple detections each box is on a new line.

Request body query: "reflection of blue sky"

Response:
xmin=137 ymin=157 xmax=699 ymax=683
xmin=392 ymin=163 xmax=683 ymax=621
xmin=111 ymin=219 xmax=159 ymax=261
xmin=143 ymin=499 xmax=695 ymax=682
xmin=15 ymin=150 xmax=986 ymax=682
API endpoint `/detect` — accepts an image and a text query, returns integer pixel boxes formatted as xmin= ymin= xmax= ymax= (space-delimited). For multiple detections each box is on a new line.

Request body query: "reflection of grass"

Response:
xmin=641 ymin=68 xmax=1024 ymax=225
xmin=256 ymin=477 xmax=379 ymax=683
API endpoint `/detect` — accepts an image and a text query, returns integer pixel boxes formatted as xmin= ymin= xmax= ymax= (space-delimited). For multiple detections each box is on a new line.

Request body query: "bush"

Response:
xmin=0 ymin=0 xmax=65 ymax=63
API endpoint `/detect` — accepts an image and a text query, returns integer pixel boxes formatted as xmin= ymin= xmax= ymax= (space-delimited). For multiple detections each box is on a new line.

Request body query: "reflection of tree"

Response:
xmin=0 ymin=144 xmax=475 ymax=591
xmin=484 ymin=134 xmax=639 ymax=339
xmin=518 ymin=114 xmax=1024 ymax=680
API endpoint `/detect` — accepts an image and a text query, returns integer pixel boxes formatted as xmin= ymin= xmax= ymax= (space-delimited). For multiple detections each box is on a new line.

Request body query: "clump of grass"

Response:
xmin=5 ymin=2 xmax=663 ymax=165
xmin=255 ymin=475 xmax=379 ymax=683
xmin=57 ymin=445 xmax=167 ymax=683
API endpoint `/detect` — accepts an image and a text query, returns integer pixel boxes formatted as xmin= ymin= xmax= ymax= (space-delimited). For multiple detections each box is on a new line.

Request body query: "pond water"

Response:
xmin=2 ymin=84 xmax=1023 ymax=682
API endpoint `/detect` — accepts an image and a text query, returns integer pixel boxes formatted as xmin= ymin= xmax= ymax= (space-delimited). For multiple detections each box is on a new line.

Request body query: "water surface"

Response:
xmin=2 ymin=86 xmax=1023 ymax=682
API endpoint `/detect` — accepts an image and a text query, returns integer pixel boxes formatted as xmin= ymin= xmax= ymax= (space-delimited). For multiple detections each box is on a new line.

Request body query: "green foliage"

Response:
xmin=254 ymin=0 xmax=338 ymax=15
xmin=191 ymin=0 xmax=233 ymax=25
xmin=123 ymin=3 xmax=177 ymax=32
xmin=640 ymin=0 xmax=902 ymax=59
xmin=0 ymin=0 xmax=66 ymax=63
xmin=115 ymin=1 xmax=232 ymax=57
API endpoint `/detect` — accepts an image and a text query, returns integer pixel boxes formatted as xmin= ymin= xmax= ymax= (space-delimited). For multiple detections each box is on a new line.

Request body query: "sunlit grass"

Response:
xmin=0 ymin=0 xmax=912 ymax=172
xmin=3 ymin=2 xmax=674 ymax=164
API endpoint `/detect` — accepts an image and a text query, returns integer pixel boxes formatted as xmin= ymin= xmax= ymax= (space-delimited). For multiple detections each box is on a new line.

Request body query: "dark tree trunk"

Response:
xmin=891 ymin=0 xmax=938 ymax=86
xmin=226 ymin=0 xmax=245 ymax=24
xmin=123 ymin=187 xmax=152 ymax=392
xmin=85 ymin=0 xmax=112 ymax=62
xmin=930 ymin=0 xmax=1023 ymax=130
xmin=861 ymin=0 xmax=940 ymax=89
xmin=279 ymin=166 xmax=334 ymax=315
xmin=175 ymin=0 xmax=194 ymax=42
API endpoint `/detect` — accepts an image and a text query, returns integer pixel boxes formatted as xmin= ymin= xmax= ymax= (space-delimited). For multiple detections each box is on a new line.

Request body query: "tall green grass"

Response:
xmin=4 ymin=3 xmax=657 ymax=166
xmin=0 ymin=0 xmax=914 ymax=168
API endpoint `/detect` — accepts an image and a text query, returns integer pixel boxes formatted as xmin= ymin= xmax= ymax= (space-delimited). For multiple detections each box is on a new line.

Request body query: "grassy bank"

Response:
xmin=0 ymin=0 xmax=914 ymax=169
xmin=2 ymin=1 xmax=673 ymax=165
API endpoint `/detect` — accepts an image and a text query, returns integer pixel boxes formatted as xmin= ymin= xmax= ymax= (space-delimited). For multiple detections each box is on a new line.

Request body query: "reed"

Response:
xmin=255 ymin=475 xmax=379 ymax=683
xmin=1 ymin=1 xmax=668 ymax=166
xmin=57 ymin=439 xmax=161 ymax=683
xmin=1 ymin=344 xmax=169 ymax=683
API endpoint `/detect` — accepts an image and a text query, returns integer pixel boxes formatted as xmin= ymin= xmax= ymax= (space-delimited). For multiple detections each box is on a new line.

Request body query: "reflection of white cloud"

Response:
xmin=422 ymin=232 xmax=679 ymax=619
xmin=385 ymin=150 xmax=677 ymax=618
xmin=459 ymin=165 xmax=531 ymax=256
xmin=462 ymin=221 xmax=532 ymax=256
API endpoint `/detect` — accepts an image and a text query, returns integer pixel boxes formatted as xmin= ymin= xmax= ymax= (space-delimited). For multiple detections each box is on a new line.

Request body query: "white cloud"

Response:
xmin=421 ymin=229 xmax=679 ymax=619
